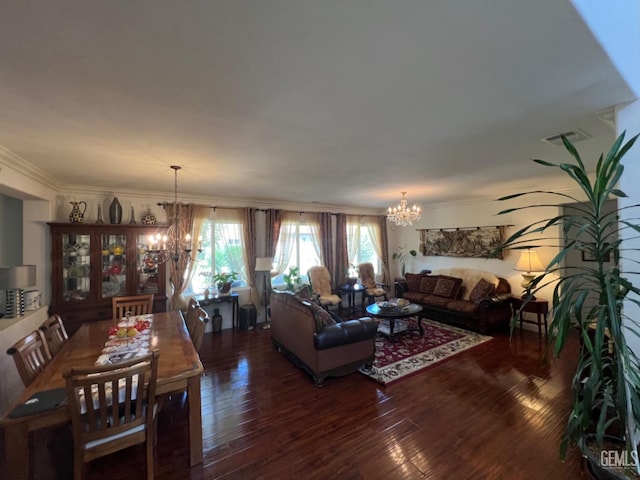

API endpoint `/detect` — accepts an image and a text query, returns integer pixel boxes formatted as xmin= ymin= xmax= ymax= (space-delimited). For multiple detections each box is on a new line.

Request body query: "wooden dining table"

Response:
xmin=0 ymin=310 xmax=204 ymax=480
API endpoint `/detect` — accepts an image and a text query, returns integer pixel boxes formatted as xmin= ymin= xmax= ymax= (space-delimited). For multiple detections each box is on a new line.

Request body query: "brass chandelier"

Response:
xmin=144 ymin=165 xmax=202 ymax=266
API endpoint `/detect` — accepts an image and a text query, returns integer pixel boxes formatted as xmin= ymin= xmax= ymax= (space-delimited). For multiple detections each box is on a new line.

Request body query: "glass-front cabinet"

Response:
xmin=49 ymin=223 xmax=168 ymax=335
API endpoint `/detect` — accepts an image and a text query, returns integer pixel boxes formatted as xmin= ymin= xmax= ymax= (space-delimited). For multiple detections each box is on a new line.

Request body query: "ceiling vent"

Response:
xmin=541 ymin=129 xmax=591 ymax=146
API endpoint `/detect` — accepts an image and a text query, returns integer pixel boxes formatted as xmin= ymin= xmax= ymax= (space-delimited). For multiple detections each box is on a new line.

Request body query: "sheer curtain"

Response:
xmin=216 ymin=208 xmax=248 ymax=283
xmin=304 ymin=212 xmax=323 ymax=264
xmin=166 ymin=203 xmax=209 ymax=310
xmin=346 ymin=215 xmax=361 ymax=267
xmin=364 ymin=216 xmax=390 ymax=284
xmin=272 ymin=211 xmax=298 ymax=276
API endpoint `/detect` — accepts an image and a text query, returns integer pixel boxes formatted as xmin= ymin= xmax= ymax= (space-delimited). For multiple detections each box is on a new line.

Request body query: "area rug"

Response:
xmin=360 ymin=318 xmax=492 ymax=385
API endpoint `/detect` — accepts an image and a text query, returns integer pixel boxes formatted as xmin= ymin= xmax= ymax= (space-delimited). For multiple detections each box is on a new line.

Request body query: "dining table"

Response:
xmin=0 ymin=310 xmax=204 ymax=480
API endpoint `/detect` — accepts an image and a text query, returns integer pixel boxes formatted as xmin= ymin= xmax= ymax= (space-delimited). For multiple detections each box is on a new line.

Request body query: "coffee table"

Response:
xmin=365 ymin=302 xmax=423 ymax=341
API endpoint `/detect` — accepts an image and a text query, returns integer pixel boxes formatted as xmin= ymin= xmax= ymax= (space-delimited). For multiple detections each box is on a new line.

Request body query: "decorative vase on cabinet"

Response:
xmin=109 ymin=197 xmax=123 ymax=224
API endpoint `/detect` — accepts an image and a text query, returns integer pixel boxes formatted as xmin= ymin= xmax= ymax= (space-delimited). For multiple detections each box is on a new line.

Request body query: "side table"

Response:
xmin=511 ymin=297 xmax=549 ymax=338
xmin=339 ymin=284 xmax=365 ymax=311
xmin=196 ymin=292 xmax=240 ymax=329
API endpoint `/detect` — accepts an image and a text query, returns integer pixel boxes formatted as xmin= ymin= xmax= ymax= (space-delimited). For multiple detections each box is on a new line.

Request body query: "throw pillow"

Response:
xmin=418 ymin=275 xmax=438 ymax=294
xmin=405 ymin=273 xmax=422 ymax=292
xmin=469 ymin=278 xmax=496 ymax=304
xmin=306 ymin=301 xmax=337 ymax=330
xmin=433 ymin=275 xmax=463 ymax=299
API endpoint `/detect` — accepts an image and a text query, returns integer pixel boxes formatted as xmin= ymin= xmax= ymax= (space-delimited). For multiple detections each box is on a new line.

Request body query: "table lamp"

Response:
xmin=0 ymin=265 xmax=37 ymax=318
xmin=514 ymin=249 xmax=544 ymax=299
xmin=255 ymin=257 xmax=273 ymax=330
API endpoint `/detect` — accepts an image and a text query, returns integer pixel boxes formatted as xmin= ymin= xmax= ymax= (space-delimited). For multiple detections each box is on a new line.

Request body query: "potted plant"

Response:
xmin=497 ymin=132 xmax=640 ymax=478
xmin=392 ymin=247 xmax=417 ymax=276
xmin=283 ymin=266 xmax=302 ymax=291
xmin=213 ymin=271 xmax=238 ymax=294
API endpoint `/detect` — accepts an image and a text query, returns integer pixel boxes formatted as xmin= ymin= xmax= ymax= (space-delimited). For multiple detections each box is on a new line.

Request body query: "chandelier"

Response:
xmin=144 ymin=165 xmax=202 ymax=266
xmin=387 ymin=192 xmax=421 ymax=226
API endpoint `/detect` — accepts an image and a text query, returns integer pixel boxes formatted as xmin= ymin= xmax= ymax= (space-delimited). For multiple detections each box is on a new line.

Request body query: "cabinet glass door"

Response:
xmin=63 ymin=233 xmax=91 ymax=302
xmin=101 ymin=232 xmax=127 ymax=298
xmin=136 ymin=233 xmax=160 ymax=295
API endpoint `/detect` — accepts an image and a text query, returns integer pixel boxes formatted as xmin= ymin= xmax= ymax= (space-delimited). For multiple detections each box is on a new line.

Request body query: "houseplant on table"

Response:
xmin=497 ymin=132 xmax=640 ymax=478
xmin=213 ymin=271 xmax=238 ymax=294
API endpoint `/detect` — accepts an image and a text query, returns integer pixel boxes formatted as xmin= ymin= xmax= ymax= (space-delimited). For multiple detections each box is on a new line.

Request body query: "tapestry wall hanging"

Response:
xmin=418 ymin=225 xmax=507 ymax=259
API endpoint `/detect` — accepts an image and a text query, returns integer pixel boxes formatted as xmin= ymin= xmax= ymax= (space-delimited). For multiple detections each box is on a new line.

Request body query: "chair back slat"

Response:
xmin=7 ymin=329 xmax=52 ymax=386
xmin=112 ymin=294 xmax=154 ymax=320
xmin=40 ymin=314 xmax=69 ymax=356
xmin=190 ymin=307 xmax=209 ymax=353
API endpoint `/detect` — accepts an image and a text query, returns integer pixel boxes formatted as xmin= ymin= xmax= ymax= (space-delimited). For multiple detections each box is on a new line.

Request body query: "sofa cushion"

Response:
xmin=419 ymin=276 xmax=438 ymax=294
xmin=434 ymin=268 xmax=499 ymax=300
xmin=446 ymin=299 xmax=478 ymax=315
xmin=421 ymin=294 xmax=450 ymax=308
xmin=405 ymin=273 xmax=422 ymax=292
xmin=433 ymin=275 xmax=463 ymax=299
xmin=306 ymin=301 xmax=337 ymax=330
xmin=469 ymin=278 xmax=496 ymax=304
xmin=402 ymin=291 xmax=426 ymax=304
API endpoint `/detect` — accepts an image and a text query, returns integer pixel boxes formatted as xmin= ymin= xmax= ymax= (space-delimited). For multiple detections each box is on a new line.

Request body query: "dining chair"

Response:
xmin=358 ymin=262 xmax=389 ymax=305
xmin=6 ymin=329 xmax=52 ymax=387
xmin=184 ymin=296 xmax=200 ymax=336
xmin=64 ymin=350 xmax=160 ymax=480
xmin=189 ymin=307 xmax=209 ymax=353
xmin=39 ymin=314 xmax=69 ymax=357
xmin=112 ymin=293 xmax=154 ymax=320
xmin=307 ymin=265 xmax=342 ymax=312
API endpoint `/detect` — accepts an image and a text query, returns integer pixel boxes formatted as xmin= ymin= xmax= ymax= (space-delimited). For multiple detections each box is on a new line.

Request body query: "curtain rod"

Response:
xmin=416 ymin=224 xmax=513 ymax=232
xmin=156 ymin=203 xmax=383 ymax=218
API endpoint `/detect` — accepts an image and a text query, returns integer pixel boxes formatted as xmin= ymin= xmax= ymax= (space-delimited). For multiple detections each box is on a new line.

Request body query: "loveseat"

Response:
xmin=395 ymin=268 xmax=512 ymax=333
xmin=270 ymin=290 xmax=377 ymax=386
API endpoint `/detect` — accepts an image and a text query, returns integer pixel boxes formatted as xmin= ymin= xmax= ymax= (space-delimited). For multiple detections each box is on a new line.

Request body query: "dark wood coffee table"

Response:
xmin=365 ymin=302 xmax=423 ymax=341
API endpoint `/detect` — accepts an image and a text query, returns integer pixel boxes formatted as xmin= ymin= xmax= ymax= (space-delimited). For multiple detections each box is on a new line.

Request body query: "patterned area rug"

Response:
xmin=360 ymin=318 xmax=492 ymax=385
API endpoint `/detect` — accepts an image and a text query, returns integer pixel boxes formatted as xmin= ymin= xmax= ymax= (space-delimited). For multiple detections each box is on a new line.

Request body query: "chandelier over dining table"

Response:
xmin=144 ymin=165 xmax=202 ymax=267
xmin=387 ymin=192 xmax=421 ymax=226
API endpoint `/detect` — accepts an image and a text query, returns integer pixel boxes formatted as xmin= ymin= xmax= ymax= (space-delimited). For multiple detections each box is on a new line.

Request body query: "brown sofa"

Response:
xmin=270 ymin=290 xmax=377 ymax=386
xmin=396 ymin=268 xmax=512 ymax=333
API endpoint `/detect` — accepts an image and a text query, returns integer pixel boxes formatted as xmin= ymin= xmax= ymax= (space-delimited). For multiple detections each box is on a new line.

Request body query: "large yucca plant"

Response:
xmin=497 ymin=132 xmax=640 ymax=475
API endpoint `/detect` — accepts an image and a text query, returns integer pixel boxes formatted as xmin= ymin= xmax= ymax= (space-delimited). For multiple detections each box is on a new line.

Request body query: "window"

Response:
xmin=347 ymin=218 xmax=382 ymax=273
xmin=272 ymin=214 xmax=321 ymax=286
xmin=189 ymin=220 xmax=247 ymax=294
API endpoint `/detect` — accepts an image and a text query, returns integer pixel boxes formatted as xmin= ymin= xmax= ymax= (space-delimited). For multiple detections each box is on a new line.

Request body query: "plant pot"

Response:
xmin=217 ymin=282 xmax=232 ymax=294
xmin=582 ymin=435 xmax=639 ymax=480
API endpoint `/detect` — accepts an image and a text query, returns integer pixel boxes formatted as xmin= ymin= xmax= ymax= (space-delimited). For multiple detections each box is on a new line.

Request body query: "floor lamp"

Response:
xmin=255 ymin=257 xmax=273 ymax=330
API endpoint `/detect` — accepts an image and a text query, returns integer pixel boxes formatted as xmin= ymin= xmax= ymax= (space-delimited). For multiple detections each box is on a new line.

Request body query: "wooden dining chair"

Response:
xmin=189 ymin=307 xmax=209 ymax=353
xmin=6 ymin=329 xmax=52 ymax=387
xmin=112 ymin=293 xmax=154 ymax=320
xmin=64 ymin=350 xmax=160 ymax=480
xmin=39 ymin=314 xmax=69 ymax=357
xmin=184 ymin=296 xmax=200 ymax=336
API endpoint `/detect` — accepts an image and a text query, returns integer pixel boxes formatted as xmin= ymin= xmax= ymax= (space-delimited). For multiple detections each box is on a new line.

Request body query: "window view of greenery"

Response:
xmin=273 ymin=224 xmax=321 ymax=286
xmin=348 ymin=224 xmax=381 ymax=273
xmin=190 ymin=221 xmax=246 ymax=294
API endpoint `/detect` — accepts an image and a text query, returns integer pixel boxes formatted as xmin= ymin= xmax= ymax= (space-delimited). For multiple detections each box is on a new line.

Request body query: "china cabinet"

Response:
xmin=48 ymin=223 xmax=168 ymax=335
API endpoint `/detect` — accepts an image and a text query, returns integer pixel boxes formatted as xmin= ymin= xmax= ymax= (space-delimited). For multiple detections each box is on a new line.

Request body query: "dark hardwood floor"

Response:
xmin=13 ymin=310 xmax=589 ymax=479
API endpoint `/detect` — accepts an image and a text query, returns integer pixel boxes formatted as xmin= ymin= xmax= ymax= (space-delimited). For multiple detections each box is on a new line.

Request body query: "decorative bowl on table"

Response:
xmin=396 ymin=298 xmax=410 ymax=308
xmin=376 ymin=300 xmax=400 ymax=312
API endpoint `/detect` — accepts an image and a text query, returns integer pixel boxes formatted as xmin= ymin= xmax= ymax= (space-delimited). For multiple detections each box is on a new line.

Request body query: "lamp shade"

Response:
xmin=514 ymin=250 xmax=544 ymax=273
xmin=0 ymin=265 xmax=36 ymax=289
xmin=255 ymin=257 xmax=273 ymax=272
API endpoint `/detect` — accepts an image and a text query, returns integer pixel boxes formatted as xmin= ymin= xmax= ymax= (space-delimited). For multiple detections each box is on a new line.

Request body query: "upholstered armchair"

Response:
xmin=358 ymin=262 xmax=388 ymax=305
xmin=307 ymin=266 xmax=342 ymax=312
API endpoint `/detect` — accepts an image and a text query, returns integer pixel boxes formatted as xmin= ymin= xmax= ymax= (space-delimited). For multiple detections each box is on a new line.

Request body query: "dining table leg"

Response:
xmin=187 ymin=375 xmax=203 ymax=466
xmin=5 ymin=422 xmax=30 ymax=479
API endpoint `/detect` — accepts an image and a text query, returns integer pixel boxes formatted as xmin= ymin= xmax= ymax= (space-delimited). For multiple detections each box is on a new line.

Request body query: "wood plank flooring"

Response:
xmin=6 ymin=313 xmax=588 ymax=479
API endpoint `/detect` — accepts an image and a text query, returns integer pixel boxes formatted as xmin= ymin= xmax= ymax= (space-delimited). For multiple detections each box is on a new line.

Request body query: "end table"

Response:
xmin=511 ymin=297 xmax=549 ymax=338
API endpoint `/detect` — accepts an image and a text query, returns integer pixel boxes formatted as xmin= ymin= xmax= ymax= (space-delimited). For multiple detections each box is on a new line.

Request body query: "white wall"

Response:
xmin=386 ymin=191 xmax=580 ymax=303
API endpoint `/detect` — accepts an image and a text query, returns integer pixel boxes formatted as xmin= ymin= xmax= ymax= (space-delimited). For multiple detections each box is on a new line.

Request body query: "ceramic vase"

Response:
xmin=212 ymin=308 xmax=223 ymax=333
xmin=96 ymin=205 xmax=104 ymax=224
xmin=109 ymin=197 xmax=122 ymax=224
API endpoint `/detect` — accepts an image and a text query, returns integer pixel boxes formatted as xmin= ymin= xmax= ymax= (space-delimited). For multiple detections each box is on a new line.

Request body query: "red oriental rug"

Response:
xmin=360 ymin=318 xmax=492 ymax=385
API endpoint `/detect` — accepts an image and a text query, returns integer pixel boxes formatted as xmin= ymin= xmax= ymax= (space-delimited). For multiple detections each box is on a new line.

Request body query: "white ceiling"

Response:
xmin=0 ymin=1 xmax=636 ymax=209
